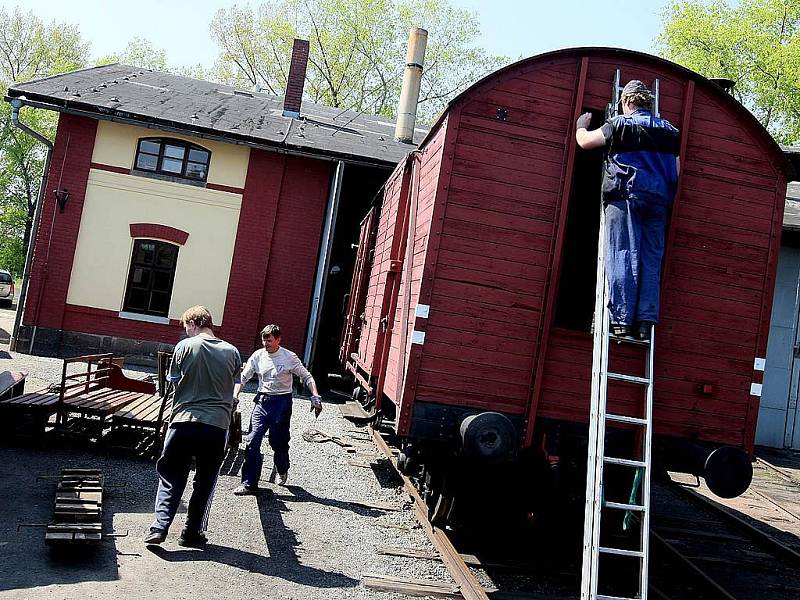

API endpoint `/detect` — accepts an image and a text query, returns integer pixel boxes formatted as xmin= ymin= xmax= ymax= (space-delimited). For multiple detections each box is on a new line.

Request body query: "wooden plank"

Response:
xmin=458 ymin=114 xmax=565 ymax=147
xmin=376 ymin=545 xmax=439 ymax=560
xmin=371 ymin=429 xmax=490 ymax=600
xmin=445 ymin=204 xmax=554 ymax=238
xmin=455 ymin=127 xmax=566 ymax=168
xmin=460 ymin=99 xmax=570 ymax=137
xmin=362 ymin=573 xmax=461 ymax=599
xmin=451 ymin=157 xmax=562 ymax=194
xmin=446 ymin=186 xmax=556 ymax=224
xmin=448 ymin=170 xmax=562 ymax=210
xmin=524 ymin=56 xmax=589 ymax=447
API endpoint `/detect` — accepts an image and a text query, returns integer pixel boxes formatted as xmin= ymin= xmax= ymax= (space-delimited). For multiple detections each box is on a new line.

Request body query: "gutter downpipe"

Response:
xmin=9 ymin=96 xmax=53 ymax=352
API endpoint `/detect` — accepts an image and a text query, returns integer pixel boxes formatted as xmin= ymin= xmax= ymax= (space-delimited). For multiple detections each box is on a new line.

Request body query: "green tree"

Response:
xmin=210 ymin=0 xmax=507 ymax=123
xmin=96 ymin=37 xmax=169 ymax=71
xmin=97 ymin=37 xmax=209 ymax=80
xmin=659 ymin=0 xmax=800 ymax=143
xmin=0 ymin=7 xmax=88 ymax=275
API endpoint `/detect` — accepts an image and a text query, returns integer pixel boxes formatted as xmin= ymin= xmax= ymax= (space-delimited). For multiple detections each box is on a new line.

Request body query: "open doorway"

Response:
xmin=308 ymin=163 xmax=389 ymax=390
xmin=554 ymin=109 xmax=606 ymax=332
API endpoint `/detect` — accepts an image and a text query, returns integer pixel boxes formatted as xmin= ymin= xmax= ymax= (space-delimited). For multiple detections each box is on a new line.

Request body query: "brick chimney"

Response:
xmin=283 ymin=39 xmax=309 ymax=118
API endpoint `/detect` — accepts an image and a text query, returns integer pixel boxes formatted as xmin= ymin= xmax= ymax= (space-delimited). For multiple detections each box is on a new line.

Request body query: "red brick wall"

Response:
xmin=63 ymin=304 xmax=181 ymax=341
xmin=284 ymin=39 xmax=310 ymax=116
xmin=258 ymin=156 xmax=331 ymax=354
xmin=129 ymin=223 xmax=189 ymax=245
xmin=218 ymin=151 xmax=331 ymax=355
xmin=23 ymin=114 xmax=98 ymax=331
xmin=218 ymin=150 xmax=287 ymax=350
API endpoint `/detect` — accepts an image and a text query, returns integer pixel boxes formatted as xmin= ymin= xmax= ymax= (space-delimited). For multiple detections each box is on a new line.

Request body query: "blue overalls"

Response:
xmin=601 ymin=109 xmax=680 ymax=326
xmin=241 ymin=392 xmax=293 ymax=487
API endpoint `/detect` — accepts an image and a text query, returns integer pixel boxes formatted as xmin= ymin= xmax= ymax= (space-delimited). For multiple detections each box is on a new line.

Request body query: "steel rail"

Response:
xmin=371 ymin=428 xmax=489 ymax=600
xmin=755 ymin=456 xmax=800 ymax=486
xmin=649 ymin=529 xmax=738 ymax=600
xmin=673 ymin=483 xmax=800 ymax=564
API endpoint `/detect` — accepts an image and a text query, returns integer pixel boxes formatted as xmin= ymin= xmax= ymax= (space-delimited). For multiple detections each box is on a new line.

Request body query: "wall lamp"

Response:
xmin=53 ymin=189 xmax=70 ymax=212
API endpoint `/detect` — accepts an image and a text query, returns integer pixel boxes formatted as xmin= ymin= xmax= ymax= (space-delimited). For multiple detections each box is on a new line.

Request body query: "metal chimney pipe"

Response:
xmin=394 ymin=27 xmax=428 ymax=143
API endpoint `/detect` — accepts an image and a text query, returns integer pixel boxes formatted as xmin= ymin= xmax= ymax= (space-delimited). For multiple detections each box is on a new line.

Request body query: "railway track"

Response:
xmin=650 ymin=479 xmax=800 ymax=600
xmin=367 ymin=427 xmax=800 ymax=600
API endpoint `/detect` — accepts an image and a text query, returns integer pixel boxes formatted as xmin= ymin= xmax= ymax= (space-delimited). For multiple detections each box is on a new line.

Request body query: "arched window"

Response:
xmin=134 ymin=138 xmax=211 ymax=182
xmin=122 ymin=239 xmax=179 ymax=318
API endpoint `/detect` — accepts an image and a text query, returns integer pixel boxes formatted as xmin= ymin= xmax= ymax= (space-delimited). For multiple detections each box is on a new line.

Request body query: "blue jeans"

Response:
xmin=151 ymin=422 xmax=228 ymax=533
xmin=605 ymin=197 xmax=669 ymax=325
xmin=241 ymin=392 xmax=293 ymax=488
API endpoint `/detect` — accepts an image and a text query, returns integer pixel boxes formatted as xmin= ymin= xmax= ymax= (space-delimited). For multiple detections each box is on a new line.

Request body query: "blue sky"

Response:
xmin=2 ymin=0 xmax=670 ymax=69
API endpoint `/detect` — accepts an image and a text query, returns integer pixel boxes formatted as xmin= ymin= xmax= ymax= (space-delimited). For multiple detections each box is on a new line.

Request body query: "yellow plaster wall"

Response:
xmin=91 ymin=120 xmax=250 ymax=189
xmin=66 ymin=169 xmax=241 ymax=323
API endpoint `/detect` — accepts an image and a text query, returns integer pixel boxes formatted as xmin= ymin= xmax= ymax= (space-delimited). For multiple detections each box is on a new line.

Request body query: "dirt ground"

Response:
xmin=0 ymin=321 xmax=451 ymax=600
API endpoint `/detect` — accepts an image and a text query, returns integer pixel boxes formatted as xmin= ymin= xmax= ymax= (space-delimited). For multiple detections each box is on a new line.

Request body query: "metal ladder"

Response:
xmin=580 ymin=70 xmax=659 ymax=600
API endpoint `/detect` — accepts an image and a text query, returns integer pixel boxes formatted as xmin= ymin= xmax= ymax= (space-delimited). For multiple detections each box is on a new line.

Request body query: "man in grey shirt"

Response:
xmin=144 ymin=305 xmax=242 ymax=548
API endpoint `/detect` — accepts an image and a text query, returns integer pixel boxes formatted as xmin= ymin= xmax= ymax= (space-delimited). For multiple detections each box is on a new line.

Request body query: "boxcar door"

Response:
xmin=758 ymin=246 xmax=800 ymax=449
xmin=340 ymin=207 xmax=377 ymax=366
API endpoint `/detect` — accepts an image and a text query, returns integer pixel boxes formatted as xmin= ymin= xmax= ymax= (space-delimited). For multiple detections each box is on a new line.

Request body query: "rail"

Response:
xmin=370 ymin=428 xmax=489 ymax=600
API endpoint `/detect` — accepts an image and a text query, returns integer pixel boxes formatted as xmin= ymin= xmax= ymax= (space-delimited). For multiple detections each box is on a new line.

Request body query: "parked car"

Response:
xmin=0 ymin=271 xmax=15 ymax=308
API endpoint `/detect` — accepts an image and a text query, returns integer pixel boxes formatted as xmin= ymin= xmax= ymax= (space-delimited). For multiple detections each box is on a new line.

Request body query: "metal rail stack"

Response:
xmin=45 ymin=469 xmax=103 ymax=545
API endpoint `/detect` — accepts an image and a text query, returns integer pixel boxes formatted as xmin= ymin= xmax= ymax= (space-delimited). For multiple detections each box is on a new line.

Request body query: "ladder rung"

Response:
xmin=598 ymin=595 xmax=640 ymax=600
xmin=604 ymin=457 xmax=647 ymax=468
xmin=599 ymin=546 xmax=645 ymax=558
xmin=606 ymin=413 xmax=648 ymax=425
xmin=608 ymin=372 xmax=650 ymax=385
xmin=604 ymin=501 xmax=646 ymax=512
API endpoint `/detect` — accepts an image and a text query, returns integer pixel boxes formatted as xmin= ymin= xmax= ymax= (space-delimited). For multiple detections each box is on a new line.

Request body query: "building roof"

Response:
xmin=6 ymin=64 xmax=426 ymax=167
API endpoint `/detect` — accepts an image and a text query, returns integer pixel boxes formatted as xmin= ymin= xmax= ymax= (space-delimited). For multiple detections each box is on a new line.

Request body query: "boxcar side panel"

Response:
xmin=354 ymin=160 xmax=408 ymax=376
xmin=409 ymin=56 xmax=580 ymax=417
xmin=383 ymin=122 xmax=448 ymax=404
xmin=536 ymin=58 xmax=787 ymax=451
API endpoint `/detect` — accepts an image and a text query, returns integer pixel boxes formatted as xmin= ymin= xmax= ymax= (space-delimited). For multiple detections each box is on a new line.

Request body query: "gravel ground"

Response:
xmin=0 ymin=344 xmax=454 ymax=599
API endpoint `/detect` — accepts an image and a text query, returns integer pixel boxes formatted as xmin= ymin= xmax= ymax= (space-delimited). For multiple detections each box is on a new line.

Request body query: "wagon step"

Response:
xmin=339 ymin=400 xmax=378 ymax=425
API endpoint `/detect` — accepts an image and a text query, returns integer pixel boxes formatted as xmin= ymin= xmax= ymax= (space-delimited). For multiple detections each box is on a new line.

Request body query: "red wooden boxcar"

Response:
xmin=341 ymin=48 xmax=792 ymax=516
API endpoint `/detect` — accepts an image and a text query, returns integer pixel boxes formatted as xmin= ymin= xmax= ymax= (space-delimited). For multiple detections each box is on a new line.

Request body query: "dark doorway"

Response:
xmin=554 ymin=109 xmax=606 ymax=332
xmin=310 ymin=164 xmax=389 ymax=390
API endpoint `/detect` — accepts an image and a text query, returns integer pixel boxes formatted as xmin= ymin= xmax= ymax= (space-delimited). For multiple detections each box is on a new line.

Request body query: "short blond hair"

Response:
xmin=180 ymin=305 xmax=213 ymax=329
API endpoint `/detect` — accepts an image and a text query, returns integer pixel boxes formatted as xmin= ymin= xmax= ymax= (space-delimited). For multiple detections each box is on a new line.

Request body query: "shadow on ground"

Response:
xmin=0 ymin=444 xmax=155 ymax=592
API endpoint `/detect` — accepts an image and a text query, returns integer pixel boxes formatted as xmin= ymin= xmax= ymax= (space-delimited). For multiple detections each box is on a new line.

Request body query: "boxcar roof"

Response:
xmin=421 ymin=47 xmax=793 ymax=180
xmin=5 ymin=64 xmax=426 ymax=166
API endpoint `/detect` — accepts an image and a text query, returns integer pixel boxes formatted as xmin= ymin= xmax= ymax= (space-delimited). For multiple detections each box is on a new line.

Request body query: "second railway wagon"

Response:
xmin=340 ymin=47 xmax=792 ymax=524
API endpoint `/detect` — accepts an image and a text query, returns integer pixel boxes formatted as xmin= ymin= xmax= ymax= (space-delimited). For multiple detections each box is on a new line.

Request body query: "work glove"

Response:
xmin=576 ymin=112 xmax=592 ymax=130
xmin=310 ymin=395 xmax=323 ymax=418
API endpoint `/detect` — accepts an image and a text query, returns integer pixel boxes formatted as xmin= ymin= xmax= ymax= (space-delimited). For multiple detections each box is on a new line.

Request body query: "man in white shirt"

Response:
xmin=233 ymin=324 xmax=322 ymax=494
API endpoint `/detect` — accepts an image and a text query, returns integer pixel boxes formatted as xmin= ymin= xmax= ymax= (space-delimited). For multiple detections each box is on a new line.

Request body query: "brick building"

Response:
xmin=6 ymin=51 xmax=423 ymax=374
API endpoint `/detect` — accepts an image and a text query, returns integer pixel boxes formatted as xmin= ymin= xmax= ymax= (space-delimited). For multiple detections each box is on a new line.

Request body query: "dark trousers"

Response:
xmin=605 ymin=197 xmax=669 ymax=326
xmin=241 ymin=393 xmax=293 ymax=487
xmin=151 ymin=422 xmax=227 ymax=533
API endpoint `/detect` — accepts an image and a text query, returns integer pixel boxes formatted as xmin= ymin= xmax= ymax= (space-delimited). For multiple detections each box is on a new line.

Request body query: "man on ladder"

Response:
xmin=576 ymin=78 xmax=681 ymax=600
xmin=575 ymin=80 xmax=681 ymax=339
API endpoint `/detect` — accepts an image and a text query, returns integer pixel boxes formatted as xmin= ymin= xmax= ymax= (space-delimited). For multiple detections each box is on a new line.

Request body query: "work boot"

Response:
xmin=233 ymin=484 xmax=257 ymax=496
xmin=610 ymin=323 xmax=634 ymax=339
xmin=269 ymin=466 xmax=288 ymax=485
xmin=143 ymin=527 xmax=167 ymax=545
xmin=636 ymin=321 xmax=655 ymax=341
xmin=178 ymin=529 xmax=207 ymax=549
